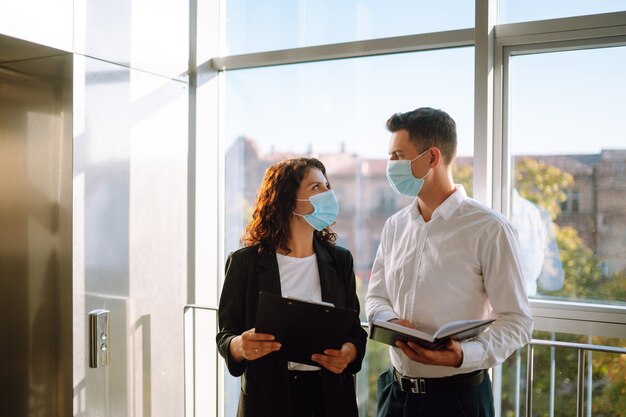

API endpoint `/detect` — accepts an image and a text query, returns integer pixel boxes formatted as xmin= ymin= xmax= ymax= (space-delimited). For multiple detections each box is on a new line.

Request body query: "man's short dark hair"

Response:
xmin=386 ymin=107 xmax=457 ymax=164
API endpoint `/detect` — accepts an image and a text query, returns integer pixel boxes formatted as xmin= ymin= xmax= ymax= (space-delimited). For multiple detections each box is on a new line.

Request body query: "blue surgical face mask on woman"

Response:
xmin=386 ymin=149 xmax=431 ymax=197
xmin=293 ymin=189 xmax=339 ymax=231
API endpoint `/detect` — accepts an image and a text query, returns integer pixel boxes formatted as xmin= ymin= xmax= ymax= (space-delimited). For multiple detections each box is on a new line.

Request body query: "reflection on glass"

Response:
xmin=499 ymin=0 xmax=626 ymax=24
xmin=509 ymin=46 xmax=626 ymax=305
xmin=225 ymin=0 xmax=474 ymax=54
xmin=510 ymin=184 xmax=564 ymax=297
xmin=223 ymin=48 xmax=473 ymax=416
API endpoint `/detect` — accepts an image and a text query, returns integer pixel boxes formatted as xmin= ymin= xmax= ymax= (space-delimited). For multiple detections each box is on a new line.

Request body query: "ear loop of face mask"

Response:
xmin=410 ymin=148 xmax=431 ymax=166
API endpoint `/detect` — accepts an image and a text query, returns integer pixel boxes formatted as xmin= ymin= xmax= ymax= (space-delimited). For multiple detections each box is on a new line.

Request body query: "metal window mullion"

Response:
xmin=496 ymin=10 xmax=626 ymax=40
xmin=502 ymin=35 xmax=626 ymax=60
xmin=494 ymin=40 xmax=509 ymax=216
xmin=211 ymin=28 xmax=474 ymax=70
xmin=474 ymin=0 xmax=497 ymax=207
xmin=497 ymin=25 xmax=626 ymax=50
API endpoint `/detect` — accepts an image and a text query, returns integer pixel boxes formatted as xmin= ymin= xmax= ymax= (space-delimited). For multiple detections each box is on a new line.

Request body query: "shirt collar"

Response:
xmin=410 ymin=185 xmax=467 ymax=221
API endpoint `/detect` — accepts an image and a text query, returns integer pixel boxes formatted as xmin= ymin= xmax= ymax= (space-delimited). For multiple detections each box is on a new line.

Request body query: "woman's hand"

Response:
xmin=311 ymin=342 xmax=357 ymax=374
xmin=229 ymin=328 xmax=282 ymax=362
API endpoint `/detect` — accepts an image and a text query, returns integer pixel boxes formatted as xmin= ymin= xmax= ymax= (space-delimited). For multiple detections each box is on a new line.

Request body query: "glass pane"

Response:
xmin=508 ymin=46 xmax=626 ymax=305
xmin=222 ymin=47 xmax=474 ymax=416
xmin=356 ymin=337 xmax=390 ymax=416
xmin=499 ymin=0 xmax=626 ymax=24
xmin=225 ymin=0 xmax=474 ymax=55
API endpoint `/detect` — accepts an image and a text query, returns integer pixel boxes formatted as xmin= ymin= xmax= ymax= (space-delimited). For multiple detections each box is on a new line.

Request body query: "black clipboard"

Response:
xmin=255 ymin=291 xmax=357 ymax=366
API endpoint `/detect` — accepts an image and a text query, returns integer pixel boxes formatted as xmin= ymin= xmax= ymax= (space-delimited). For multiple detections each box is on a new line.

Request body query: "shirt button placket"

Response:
xmin=409 ymin=222 xmax=429 ymax=324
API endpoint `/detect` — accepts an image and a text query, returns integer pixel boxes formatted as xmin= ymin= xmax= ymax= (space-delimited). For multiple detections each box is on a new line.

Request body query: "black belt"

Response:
xmin=392 ymin=368 xmax=485 ymax=394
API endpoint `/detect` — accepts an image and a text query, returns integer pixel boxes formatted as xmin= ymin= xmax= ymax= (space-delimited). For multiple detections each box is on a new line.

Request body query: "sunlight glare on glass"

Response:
xmin=225 ymin=0 xmax=474 ymax=54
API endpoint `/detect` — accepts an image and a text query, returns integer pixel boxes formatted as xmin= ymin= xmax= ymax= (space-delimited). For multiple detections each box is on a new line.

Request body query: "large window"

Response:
xmin=209 ymin=3 xmax=626 ymax=417
xmin=508 ymin=45 xmax=626 ymax=305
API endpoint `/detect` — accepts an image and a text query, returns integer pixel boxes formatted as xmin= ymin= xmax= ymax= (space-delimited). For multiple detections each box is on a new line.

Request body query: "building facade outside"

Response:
xmin=226 ymin=136 xmax=626 ymax=289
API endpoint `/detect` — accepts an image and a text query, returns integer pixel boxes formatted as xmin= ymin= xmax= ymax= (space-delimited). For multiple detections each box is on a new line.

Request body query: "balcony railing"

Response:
xmin=513 ymin=339 xmax=626 ymax=417
xmin=183 ymin=306 xmax=626 ymax=417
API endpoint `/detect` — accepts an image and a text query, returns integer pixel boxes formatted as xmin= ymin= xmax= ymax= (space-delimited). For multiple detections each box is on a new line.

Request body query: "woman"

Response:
xmin=216 ymin=158 xmax=367 ymax=417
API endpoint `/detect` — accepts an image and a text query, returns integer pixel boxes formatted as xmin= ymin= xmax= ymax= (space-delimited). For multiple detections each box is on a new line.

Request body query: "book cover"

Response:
xmin=369 ymin=318 xmax=495 ymax=350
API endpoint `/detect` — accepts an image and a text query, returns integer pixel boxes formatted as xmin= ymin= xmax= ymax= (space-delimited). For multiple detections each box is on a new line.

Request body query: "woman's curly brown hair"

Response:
xmin=241 ymin=158 xmax=337 ymax=253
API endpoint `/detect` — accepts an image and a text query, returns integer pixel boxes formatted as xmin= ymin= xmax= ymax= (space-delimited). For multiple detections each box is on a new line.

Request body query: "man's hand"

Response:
xmin=395 ymin=339 xmax=464 ymax=367
xmin=389 ymin=319 xmax=463 ymax=367
xmin=311 ymin=342 xmax=357 ymax=374
xmin=229 ymin=328 xmax=282 ymax=362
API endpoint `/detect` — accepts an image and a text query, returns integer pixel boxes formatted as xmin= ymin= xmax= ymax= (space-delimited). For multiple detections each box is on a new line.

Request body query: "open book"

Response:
xmin=369 ymin=318 xmax=495 ymax=350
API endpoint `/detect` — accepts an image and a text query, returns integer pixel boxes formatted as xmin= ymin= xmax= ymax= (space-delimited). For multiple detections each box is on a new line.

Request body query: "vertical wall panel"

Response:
xmin=73 ymin=55 xmax=188 ymax=416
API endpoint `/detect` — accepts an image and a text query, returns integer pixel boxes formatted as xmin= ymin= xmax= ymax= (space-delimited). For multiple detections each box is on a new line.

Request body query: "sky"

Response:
xmin=223 ymin=1 xmax=626 ymax=159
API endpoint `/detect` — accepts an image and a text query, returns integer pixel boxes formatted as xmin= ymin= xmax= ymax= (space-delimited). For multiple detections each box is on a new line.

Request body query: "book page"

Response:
xmin=433 ymin=319 xmax=494 ymax=339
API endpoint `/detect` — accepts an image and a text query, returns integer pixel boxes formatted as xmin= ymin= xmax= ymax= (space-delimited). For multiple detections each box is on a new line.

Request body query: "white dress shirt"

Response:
xmin=366 ymin=185 xmax=533 ymax=378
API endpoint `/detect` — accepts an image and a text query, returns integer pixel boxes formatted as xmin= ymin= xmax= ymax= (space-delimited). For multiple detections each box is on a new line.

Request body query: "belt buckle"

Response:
xmin=400 ymin=376 xmax=427 ymax=394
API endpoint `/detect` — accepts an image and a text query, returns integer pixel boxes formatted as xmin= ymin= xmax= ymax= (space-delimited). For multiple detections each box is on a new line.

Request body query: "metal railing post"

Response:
xmin=525 ymin=344 xmax=534 ymax=417
xmin=549 ymin=333 xmax=556 ymax=417
xmin=515 ymin=350 xmax=522 ymax=417
xmin=577 ymin=349 xmax=585 ymax=417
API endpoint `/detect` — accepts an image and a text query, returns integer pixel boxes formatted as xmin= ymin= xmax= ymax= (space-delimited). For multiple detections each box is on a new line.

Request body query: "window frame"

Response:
xmin=208 ymin=2 xmax=626 ymax=353
xmin=493 ymin=12 xmax=626 ymax=334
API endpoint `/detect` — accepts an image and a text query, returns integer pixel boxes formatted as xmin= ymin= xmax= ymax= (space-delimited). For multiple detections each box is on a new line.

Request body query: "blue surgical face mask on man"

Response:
xmin=293 ymin=189 xmax=339 ymax=231
xmin=386 ymin=149 xmax=431 ymax=197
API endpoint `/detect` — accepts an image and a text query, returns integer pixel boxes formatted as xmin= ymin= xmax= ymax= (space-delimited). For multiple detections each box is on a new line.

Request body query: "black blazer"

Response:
xmin=216 ymin=239 xmax=367 ymax=417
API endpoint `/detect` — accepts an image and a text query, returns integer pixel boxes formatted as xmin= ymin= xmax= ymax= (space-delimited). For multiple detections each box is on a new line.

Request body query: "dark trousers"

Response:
xmin=376 ymin=369 xmax=495 ymax=417
xmin=289 ymin=371 xmax=325 ymax=417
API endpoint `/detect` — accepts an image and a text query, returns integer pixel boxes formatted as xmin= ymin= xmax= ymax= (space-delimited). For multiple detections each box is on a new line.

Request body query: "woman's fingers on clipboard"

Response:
xmin=239 ymin=328 xmax=282 ymax=360
xmin=311 ymin=342 xmax=357 ymax=374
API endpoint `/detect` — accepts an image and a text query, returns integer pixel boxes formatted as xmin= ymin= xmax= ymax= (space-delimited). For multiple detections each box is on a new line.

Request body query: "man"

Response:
xmin=366 ymin=107 xmax=533 ymax=417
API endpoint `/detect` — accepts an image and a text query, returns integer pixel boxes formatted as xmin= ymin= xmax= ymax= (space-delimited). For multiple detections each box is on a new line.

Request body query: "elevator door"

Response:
xmin=0 ymin=38 xmax=73 ymax=417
